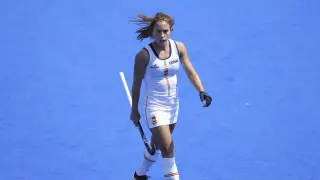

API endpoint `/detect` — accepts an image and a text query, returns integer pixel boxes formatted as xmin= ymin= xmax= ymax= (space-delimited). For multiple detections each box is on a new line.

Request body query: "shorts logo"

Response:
xmin=151 ymin=116 xmax=157 ymax=124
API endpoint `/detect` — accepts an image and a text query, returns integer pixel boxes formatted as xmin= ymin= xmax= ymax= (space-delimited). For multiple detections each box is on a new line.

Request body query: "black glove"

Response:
xmin=199 ymin=91 xmax=212 ymax=107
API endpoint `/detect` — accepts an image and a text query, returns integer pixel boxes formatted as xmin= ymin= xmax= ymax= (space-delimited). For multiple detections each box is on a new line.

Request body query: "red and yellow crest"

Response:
xmin=151 ymin=116 xmax=157 ymax=124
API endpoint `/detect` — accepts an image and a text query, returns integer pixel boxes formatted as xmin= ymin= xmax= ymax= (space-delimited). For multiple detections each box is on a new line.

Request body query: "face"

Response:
xmin=152 ymin=20 xmax=172 ymax=46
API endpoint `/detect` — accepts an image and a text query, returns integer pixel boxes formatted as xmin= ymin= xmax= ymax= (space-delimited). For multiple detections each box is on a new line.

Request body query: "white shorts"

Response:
xmin=143 ymin=96 xmax=179 ymax=129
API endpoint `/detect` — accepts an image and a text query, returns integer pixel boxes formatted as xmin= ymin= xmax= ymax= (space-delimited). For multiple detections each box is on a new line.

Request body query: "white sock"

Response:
xmin=162 ymin=157 xmax=179 ymax=180
xmin=136 ymin=149 xmax=161 ymax=176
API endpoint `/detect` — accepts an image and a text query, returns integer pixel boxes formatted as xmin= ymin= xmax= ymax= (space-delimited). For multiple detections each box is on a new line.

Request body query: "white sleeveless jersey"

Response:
xmin=143 ymin=39 xmax=180 ymax=111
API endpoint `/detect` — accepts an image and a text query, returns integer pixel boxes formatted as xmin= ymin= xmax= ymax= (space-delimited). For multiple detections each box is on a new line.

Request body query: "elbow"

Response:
xmin=187 ymin=71 xmax=197 ymax=79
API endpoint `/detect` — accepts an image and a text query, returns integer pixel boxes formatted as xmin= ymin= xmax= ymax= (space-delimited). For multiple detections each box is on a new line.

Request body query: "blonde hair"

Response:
xmin=130 ymin=12 xmax=174 ymax=41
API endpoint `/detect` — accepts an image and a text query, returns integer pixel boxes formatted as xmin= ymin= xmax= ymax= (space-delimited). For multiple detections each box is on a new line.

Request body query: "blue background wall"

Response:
xmin=1 ymin=0 xmax=319 ymax=179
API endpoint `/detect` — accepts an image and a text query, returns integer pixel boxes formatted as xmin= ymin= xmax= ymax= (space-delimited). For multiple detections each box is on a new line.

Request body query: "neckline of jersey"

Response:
xmin=149 ymin=40 xmax=172 ymax=60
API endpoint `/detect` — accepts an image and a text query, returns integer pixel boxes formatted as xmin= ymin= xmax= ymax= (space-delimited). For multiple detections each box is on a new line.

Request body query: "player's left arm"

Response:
xmin=176 ymin=41 xmax=212 ymax=107
xmin=176 ymin=41 xmax=204 ymax=92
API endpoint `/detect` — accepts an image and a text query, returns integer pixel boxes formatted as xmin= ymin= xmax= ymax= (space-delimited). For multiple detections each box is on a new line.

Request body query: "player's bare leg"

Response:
xmin=133 ymin=123 xmax=177 ymax=180
xmin=150 ymin=124 xmax=179 ymax=180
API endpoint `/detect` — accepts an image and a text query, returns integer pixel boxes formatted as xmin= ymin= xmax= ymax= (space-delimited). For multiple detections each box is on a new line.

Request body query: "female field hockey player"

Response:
xmin=130 ymin=12 xmax=212 ymax=180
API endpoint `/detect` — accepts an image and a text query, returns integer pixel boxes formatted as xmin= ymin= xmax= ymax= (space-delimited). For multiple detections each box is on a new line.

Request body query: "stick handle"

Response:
xmin=119 ymin=72 xmax=132 ymax=107
xmin=119 ymin=71 xmax=156 ymax=155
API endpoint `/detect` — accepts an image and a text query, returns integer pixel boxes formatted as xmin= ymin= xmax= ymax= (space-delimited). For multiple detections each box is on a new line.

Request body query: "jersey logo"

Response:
xmin=150 ymin=64 xmax=159 ymax=68
xmin=169 ymin=59 xmax=179 ymax=65
xmin=164 ymin=68 xmax=168 ymax=76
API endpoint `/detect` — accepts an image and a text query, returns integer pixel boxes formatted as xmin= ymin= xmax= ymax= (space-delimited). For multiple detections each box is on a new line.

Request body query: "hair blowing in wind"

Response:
xmin=130 ymin=12 xmax=174 ymax=41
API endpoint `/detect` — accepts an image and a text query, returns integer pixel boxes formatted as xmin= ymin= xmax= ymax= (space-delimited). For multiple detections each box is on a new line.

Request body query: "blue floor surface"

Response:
xmin=1 ymin=0 xmax=319 ymax=179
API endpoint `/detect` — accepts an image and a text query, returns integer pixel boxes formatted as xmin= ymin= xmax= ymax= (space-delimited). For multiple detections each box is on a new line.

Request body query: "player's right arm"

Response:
xmin=130 ymin=48 xmax=149 ymax=123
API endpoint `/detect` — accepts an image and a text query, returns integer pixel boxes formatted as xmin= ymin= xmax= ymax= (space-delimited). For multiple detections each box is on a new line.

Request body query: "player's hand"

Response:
xmin=130 ymin=110 xmax=141 ymax=124
xmin=199 ymin=91 xmax=212 ymax=107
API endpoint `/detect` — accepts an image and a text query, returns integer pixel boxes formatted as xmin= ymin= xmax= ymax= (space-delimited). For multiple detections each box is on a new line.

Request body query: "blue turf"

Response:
xmin=0 ymin=0 xmax=319 ymax=179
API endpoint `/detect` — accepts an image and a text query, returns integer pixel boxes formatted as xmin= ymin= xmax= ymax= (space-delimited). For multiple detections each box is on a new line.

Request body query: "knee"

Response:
xmin=160 ymin=142 xmax=174 ymax=158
